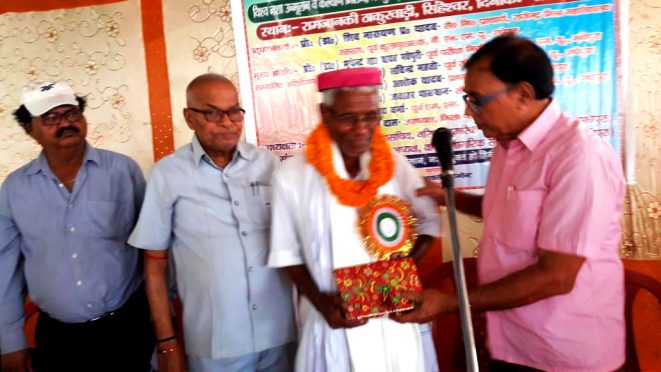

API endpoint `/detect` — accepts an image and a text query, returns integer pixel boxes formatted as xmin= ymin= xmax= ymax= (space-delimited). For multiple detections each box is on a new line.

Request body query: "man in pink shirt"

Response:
xmin=396 ymin=34 xmax=625 ymax=371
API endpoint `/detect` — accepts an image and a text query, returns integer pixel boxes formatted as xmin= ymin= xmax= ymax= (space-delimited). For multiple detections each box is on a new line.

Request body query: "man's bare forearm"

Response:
xmin=409 ymin=234 xmax=435 ymax=263
xmin=143 ymin=250 xmax=176 ymax=339
xmin=284 ymin=264 xmax=324 ymax=309
xmin=448 ymin=249 xmax=586 ymax=313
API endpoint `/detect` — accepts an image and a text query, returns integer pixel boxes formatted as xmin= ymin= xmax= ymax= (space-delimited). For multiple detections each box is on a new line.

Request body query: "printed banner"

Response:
xmin=238 ymin=0 xmax=621 ymax=189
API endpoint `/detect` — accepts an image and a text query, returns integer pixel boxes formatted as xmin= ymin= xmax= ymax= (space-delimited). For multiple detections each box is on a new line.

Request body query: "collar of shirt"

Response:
xmin=508 ymin=99 xmax=562 ymax=153
xmin=26 ymin=142 xmax=100 ymax=177
xmin=190 ymin=134 xmax=256 ymax=169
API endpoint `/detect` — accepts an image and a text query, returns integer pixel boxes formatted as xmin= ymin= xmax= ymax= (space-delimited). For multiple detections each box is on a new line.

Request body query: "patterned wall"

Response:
xmin=0 ymin=0 xmax=153 ymax=177
xmin=162 ymin=0 xmax=239 ymax=150
xmin=620 ymin=0 xmax=661 ymax=260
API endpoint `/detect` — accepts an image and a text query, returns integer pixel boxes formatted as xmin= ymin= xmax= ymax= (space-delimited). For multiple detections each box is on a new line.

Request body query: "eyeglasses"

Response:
xmin=330 ymin=109 xmax=381 ymax=130
xmin=462 ymin=86 xmax=512 ymax=114
xmin=37 ymin=108 xmax=83 ymax=126
xmin=187 ymin=107 xmax=245 ymax=123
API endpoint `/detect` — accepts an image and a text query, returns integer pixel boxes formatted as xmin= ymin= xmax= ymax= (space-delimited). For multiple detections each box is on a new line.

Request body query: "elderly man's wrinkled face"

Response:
xmin=321 ymin=89 xmax=381 ymax=159
xmin=29 ymin=104 xmax=87 ymax=150
xmin=184 ymin=81 xmax=243 ymax=155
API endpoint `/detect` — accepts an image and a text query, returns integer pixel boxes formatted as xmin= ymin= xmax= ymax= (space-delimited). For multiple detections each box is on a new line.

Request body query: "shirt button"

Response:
xmin=72 ymin=253 xmax=78 ymax=259
xmin=58 ymin=183 xmax=64 ymax=188
xmin=226 ymin=173 xmax=230 ymax=177
xmin=241 ymin=231 xmax=248 ymax=237
xmin=76 ymin=280 xmax=82 ymax=286
xmin=69 ymin=226 xmax=75 ymax=233
xmin=86 ymin=303 xmax=93 ymax=308
xmin=248 ymin=266 xmax=254 ymax=272
xmin=233 ymin=200 xmax=240 ymax=206
xmin=251 ymin=304 xmax=257 ymax=310
xmin=68 ymin=203 xmax=74 ymax=208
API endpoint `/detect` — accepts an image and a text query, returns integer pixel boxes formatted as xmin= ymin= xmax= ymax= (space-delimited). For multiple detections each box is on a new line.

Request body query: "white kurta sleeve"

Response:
xmin=268 ymin=161 xmax=305 ymax=267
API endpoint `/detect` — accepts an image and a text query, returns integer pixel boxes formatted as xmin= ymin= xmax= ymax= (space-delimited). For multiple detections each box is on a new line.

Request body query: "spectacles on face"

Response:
xmin=37 ymin=108 xmax=83 ymax=126
xmin=330 ymin=109 xmax=381 ymax=130
xmin=187 ymin=107 xmax=245 ymax=123
xmin=462 ymin=86 xmax=512 ymax=115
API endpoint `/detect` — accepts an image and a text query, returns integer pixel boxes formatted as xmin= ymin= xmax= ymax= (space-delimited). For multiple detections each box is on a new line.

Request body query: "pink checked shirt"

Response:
xmin=479 ymin=101 xmax=625 ymax=371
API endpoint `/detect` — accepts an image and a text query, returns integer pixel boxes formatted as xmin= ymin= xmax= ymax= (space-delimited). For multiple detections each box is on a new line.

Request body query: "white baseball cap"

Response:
xmin=21 ymin=81 xmax=78 ymax=116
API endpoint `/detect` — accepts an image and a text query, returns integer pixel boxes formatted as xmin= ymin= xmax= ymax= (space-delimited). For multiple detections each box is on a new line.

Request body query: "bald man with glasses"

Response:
xmin=129 ymin=73 xmax=296 ymax=372
xmin=0 ymin=81 xmax=152 ymax=371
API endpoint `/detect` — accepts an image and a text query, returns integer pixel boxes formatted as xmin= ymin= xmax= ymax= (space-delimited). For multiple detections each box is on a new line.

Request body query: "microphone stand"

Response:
xmin=441 ymin=169 xmax=479 ymax=372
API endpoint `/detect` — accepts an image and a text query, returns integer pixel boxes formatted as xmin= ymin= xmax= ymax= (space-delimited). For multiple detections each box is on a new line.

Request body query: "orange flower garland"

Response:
xmin=305 ymin=124 xmax=394 ymax=207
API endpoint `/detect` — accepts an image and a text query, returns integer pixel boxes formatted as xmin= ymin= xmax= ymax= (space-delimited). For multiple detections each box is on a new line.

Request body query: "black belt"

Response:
xmin=44 ymin=285 xmax=145 ymax=325
xmin=87 ymin=310 xmax=116 ymax=322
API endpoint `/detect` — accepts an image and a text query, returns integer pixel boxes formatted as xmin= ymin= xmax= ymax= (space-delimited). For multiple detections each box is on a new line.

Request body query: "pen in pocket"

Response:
xmin=250 ymin=181 xmax=260 ymax=196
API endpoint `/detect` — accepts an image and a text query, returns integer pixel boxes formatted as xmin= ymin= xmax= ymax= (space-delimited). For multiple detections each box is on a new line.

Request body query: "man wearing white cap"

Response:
xmin=0 ymin=81 xmax=153 ymax=371
xmin=267 ymin=67 xmax=442 ymax=371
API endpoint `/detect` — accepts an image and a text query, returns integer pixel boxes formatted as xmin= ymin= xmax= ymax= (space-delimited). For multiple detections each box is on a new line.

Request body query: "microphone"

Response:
xmin=430 ymin=127 xmax=480 ymax=371
xmin=432 ymin=127 xmax=454 ymax=188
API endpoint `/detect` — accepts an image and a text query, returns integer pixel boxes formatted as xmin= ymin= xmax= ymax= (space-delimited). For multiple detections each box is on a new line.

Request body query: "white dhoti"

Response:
xmin=328 ymin=146 xmax=425 ymax=372
xmin=269 ymin=143 xmax=443 ymax=372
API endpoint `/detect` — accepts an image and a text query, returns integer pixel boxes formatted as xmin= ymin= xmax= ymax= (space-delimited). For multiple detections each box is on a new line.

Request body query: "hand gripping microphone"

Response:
xmin=430 ymin=127 xmax=479 ymax=371
xmin=432 ymin=127 xmax=454 ymax=189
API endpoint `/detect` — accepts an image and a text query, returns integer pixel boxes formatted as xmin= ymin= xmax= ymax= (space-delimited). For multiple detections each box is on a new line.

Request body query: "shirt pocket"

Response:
xmin=245 ymin=183 xmax=273 ymax=228
xmin=85 ymin=200 xmax=133 ymax=238
xmin=493 ymin=189 xmax=545 ymax=250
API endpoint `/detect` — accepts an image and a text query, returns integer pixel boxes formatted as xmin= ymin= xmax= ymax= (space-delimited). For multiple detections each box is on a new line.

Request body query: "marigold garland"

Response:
xmin=305 ymin=124 xmax=394 ymax=207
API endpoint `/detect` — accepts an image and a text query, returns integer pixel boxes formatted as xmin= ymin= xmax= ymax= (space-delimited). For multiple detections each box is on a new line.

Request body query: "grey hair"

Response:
xmin=320 ymin=86 xmax=380 ymax=106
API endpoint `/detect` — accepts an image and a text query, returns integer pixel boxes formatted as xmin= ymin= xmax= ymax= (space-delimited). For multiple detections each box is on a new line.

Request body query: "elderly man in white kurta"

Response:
xmin=268 ymin=67 xmax=442 ymax=372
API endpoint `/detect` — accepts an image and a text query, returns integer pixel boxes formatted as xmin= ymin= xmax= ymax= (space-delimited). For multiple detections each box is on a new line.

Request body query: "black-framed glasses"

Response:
xmin=330 ymin=108 xmax=381 ymax=130
xmin=462 ymin=86 xmax=512 ymax=114
xmin=37 ymin=108 xmax=83 ymax=126
xmin=187 ymin=107 xmax=245 ymax=123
